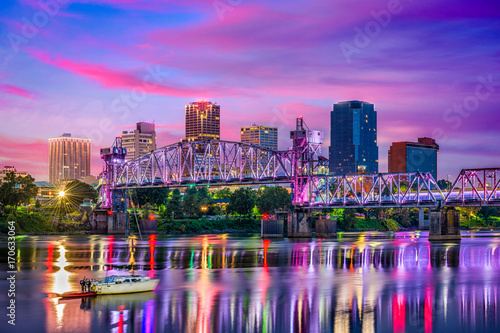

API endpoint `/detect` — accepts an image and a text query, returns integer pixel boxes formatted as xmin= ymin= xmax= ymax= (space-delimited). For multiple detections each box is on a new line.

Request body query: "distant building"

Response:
xmin=121 ymin=122 xmax=157 ymax=161
xmin=329 ymin=100 xmax=378 ymax=175
xmin=388 ymin=137 xmax=439 ymax=179
xmin=241 ymin=124 xmax=278 ymax=150
xmin=182 ymin=101 xmax=220 ymax=142
xmin=0 ymin=166 xmax=28 ymax=183
xmin=34 ymin=181 xmax=57 ymax=204
xmin=48 ymin=133 xmax=91 ymax=184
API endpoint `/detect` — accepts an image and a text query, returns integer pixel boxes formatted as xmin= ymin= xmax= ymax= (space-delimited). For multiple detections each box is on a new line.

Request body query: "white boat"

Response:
xmin=91 ymin=275 xmax=160 ymax=295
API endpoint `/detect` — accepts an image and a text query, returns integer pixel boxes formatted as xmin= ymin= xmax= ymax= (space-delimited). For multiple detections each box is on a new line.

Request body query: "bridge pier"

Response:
xmin=315 ymin=218 xmax=337 ymax=238
xmin=429 ymin=208 xmax=461 ymax=241
xmin=419 ymin=208 xmax=430 ymax=230
xmin=261 ymin=218 xmax=285 ymax=238
xmin=93 ymin=209 xmax=129 ymax=234
xmin=288 ymin=211 xmax=312 ymax=238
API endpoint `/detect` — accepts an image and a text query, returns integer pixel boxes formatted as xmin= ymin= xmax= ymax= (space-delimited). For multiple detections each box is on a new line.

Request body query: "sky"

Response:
xmin=0 ymin=0 xmax=499 ymax=181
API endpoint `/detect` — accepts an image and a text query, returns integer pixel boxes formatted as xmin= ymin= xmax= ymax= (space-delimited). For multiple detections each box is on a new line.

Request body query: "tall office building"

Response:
xmin=182 ymin=101 xmax=220 ymax=142
xmin=121 ymin=122 xmax=157 ymax=161
xmin=241 ymin=124 xmax=278 ymax=150
xmin=49 ymin=133 xmax=91 ymax=184
xmin=329 ymin=100 xmax=378 ymax=175
xmin=388 ymin=137 xmax=439 ymax=179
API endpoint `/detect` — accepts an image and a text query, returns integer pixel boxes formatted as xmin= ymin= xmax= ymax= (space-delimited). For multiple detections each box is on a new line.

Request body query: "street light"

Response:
xmin=59 ymin=190 xmax=65 ymax=197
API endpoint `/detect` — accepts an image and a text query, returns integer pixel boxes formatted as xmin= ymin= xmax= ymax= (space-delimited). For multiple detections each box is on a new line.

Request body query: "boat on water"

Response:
xmin=91 ymin=275 xmax=160 ymax=295
xmin=59 ymin=291 xmax=97 ymax=298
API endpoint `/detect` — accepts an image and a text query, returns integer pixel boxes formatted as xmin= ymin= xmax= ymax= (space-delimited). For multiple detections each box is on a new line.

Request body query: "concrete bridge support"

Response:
xmin=288 ymin=211 xmax=312 ymax=238
xmin=419 ymin=208 xmax=430 ymax=230
xmin=261 ymin=219 xmax=285 ymax=238
xmin=429 ymin=208 xmax=461 ymax=241
xmin=93 ymin=209 xmax=129 ymax=234
xmin=315 ymin=219 xmax=337 ymax=238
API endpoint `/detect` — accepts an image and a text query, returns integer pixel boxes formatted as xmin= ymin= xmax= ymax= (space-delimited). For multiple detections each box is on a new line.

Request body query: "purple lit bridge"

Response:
xmin=97 ymin=118 xmax=500 ymax=239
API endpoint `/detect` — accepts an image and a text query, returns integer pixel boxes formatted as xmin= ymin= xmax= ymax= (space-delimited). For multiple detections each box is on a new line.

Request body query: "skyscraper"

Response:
xmin=388 ymin=137 xmax=439 ymax=179
xmin=329 ymin=100 xmax=378 ymax=175
xmin=182 ymin=101 xmax=220 ymax=142
xmin=49 ymin=133 xmax=91 ymax=184
xmin=241 ymin=124 xmax=278 ymax=150
xmin=121 ymin=122 xmax=157 ymax=161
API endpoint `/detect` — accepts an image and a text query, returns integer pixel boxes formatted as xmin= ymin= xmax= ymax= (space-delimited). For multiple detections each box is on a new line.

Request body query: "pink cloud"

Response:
xmin=28 ymin=48 xmax=248 ymax=98
xmin=0 ymin=136 xmax=48 ymax=181
xmin=0 ymin=84 xmax=35 ymax=99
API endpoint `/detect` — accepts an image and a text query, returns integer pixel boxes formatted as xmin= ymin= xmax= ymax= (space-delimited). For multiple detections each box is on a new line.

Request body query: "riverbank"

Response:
xmin=2 ymin=212 xmax=499 ymax=235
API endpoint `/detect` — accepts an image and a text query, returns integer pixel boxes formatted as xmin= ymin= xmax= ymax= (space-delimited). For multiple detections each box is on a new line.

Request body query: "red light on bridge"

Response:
xmin=149 ymin=214 xmax=155 ymax=220
xmin=262 ymin=214 xmax=269 ymax=220
xmin=107 ymin=211 xmax=113 ymax=215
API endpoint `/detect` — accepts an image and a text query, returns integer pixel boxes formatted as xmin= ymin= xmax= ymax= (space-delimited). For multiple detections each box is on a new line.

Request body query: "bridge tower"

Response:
xmin=288 ymin=117 xmax=323 ymax=237
xmin=93 ymin=137 xmax=129 ymax=234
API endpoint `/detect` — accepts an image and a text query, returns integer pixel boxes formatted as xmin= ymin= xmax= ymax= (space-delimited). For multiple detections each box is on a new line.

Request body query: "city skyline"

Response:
xmin=1 ymin=0 xmax=499 ymax=181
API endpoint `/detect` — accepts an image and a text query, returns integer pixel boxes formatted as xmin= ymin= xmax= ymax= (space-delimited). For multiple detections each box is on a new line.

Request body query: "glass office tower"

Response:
xmin=329 ymin=100 xmax=378 ymax=175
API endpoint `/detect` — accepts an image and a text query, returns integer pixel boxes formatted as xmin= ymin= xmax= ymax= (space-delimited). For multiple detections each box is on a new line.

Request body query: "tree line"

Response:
xmin=131 ymin=186 xmax=292 ymax=219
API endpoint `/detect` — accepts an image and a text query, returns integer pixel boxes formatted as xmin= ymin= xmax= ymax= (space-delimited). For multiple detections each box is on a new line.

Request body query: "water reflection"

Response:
xmin=3 ymin=232 xmax=500 ymax=332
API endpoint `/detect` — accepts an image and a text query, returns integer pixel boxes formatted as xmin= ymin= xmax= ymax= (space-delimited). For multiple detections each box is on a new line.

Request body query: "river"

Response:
xmin=1 ymin=231 xmax=499 ymax=332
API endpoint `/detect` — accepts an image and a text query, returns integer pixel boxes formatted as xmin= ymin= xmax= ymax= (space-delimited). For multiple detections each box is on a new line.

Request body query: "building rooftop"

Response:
xmin=34 ymin=181 xmax=56 ymax=187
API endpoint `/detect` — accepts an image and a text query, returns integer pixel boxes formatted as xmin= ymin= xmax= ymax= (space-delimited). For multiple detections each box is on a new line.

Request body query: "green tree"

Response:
xmin=386 ymin=208 xmax=412 ymax=227
xmin=227 ymin=188 xmax=256 ymax=216
xmin=338 ymin=209 xmax=356 ymax=230
xmin=165 ymin=189 xmax=183 ymax=219
xmin=437 ymin=179 xmax=452 ymax=191
xmin=65 ymin=180 xmax=98 ymax=207
xmin=0 ymin=172 xmax=38 ymax=214
xmin=478 ymin=207 xmax=498 ymax=225
xmin=212 ymin=187 xmax=232 ymax=199
xmin=256 ymin=186 xmax=291 ymax=214
xmin=458 ymin=207 xmax=480 ymax=220
xmin=183 ymin=187 xmax=201 ymax=217
xmin=131 ymin=187 xmax=170 ymax=208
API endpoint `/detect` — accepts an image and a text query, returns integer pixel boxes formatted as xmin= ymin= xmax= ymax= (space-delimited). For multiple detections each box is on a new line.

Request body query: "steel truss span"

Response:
xmin=101 ymin=139 xmax=500 ymax=209
xmin=298 ymin=168 xmax=500 ymax=209
xmin=444 ymin=168 xmax=500 ymax=207
xmin=299 ymin=172 xmax=442 ymax=209
xmin=111 ymin=140 xmax=294 ymax=188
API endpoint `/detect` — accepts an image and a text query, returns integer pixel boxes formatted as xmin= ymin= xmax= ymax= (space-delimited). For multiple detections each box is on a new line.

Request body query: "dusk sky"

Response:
xmin=0 ymin=0 xmax=499 ymax=181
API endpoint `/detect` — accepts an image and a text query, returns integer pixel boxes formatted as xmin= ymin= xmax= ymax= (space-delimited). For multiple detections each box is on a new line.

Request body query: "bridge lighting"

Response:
xmin=262 ymin=213 xmax=269 ymax=220
xmin=149 ymin=214 xmax=155 ymax=220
